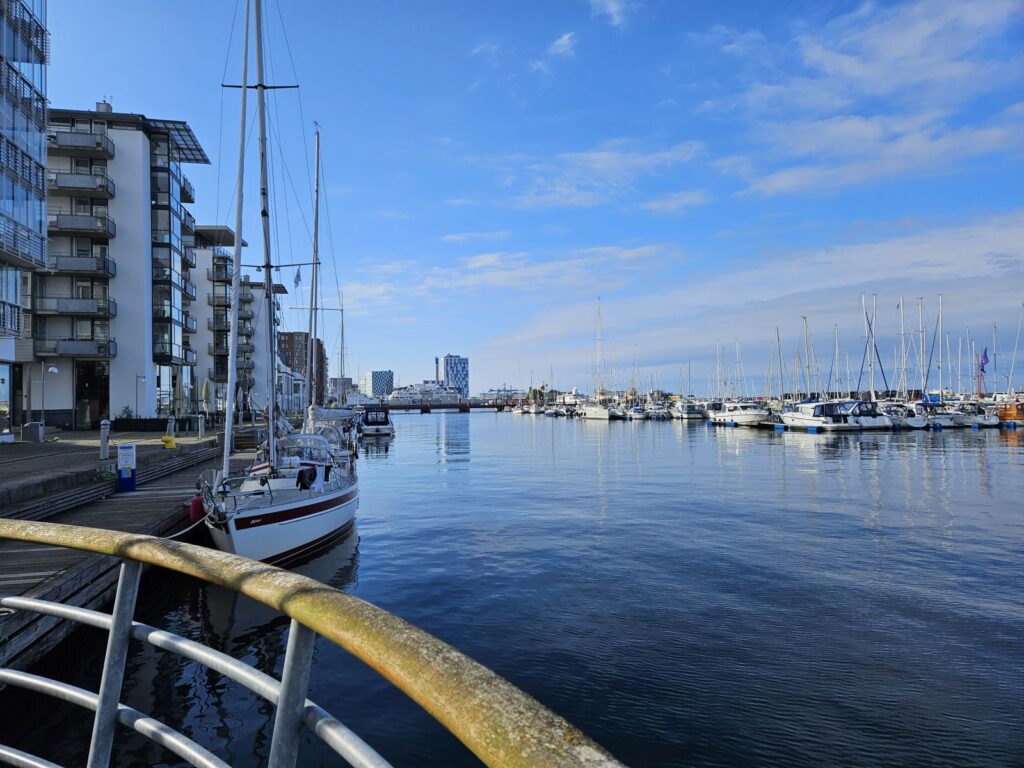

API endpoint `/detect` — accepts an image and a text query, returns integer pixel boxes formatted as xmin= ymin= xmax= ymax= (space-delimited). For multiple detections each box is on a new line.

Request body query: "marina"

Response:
xmin=2 ymin=412 xmax=1021 ymax=766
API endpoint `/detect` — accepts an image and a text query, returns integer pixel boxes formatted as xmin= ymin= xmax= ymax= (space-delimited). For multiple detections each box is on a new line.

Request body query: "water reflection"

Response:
xmin=435 ymin=412 xmax=470 ymax=466
xmin=360 ymin=434 xmax=394 ymax=458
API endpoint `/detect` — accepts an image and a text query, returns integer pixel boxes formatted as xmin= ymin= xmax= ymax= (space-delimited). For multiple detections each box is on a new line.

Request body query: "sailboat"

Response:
xmin=580 ymin=298 xmax=620 ymax=419
xmin=200 ymin=9 xmax=358 ymax=564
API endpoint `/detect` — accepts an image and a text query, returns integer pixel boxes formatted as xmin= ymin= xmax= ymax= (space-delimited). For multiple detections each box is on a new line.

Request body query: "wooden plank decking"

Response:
xmin=0 ymin=452 xmax=253 ymax=672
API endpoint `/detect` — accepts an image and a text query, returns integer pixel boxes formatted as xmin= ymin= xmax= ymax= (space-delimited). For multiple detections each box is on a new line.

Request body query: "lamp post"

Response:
xmin=135 ymin=375 xmax=146 ymax=417
xmin=40 ymin=363 xmax=58 ymax=427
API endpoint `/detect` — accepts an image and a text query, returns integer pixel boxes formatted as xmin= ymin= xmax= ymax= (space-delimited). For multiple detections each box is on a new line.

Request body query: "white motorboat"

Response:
xmin=672 ymin=401 xmax=706 ymax=420
xmin=845 ymin=400 xmax=893 ymax=430
xmin=710 ymin=402 xmax=769 ymax=425
xmin=912 ymin=401 xmax=958 ymax=429
xmin=951 ymin=402 xmax=1000 ymax=427
xmin=780 ymin=401 xmax=860 ymax=431
xmin=882 ymin=402 xmax=928 ymax=429
xmin=646 ymin=404 xmax=672 ymax=420
xmin=358 ymin=404 xmax=395 ymax=436
xmin=579 ymin=401 xmax=611 ymax=420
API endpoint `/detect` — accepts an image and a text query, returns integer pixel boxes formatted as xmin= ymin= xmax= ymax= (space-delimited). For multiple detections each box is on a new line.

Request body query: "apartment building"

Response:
xmin=35 ymin=101 xmax=208 ymax=427
xmin=0 ymin=0 xmax=48 ymax=440
xmin=278 ymin=330 xmax=327 ymax=404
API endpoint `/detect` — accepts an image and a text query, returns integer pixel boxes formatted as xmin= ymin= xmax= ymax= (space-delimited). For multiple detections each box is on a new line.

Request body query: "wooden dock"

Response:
xmin=0 ymin=452 xmax=252 ymax=672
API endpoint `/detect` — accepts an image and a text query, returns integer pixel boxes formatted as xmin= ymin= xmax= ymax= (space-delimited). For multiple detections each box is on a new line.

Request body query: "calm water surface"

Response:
xmin=4 ymin=413 xmax=1023 ymax=766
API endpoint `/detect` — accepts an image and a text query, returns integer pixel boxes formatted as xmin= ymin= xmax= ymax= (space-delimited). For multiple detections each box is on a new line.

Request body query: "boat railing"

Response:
xmin=0 ymin=519 xmax=620 ymax=768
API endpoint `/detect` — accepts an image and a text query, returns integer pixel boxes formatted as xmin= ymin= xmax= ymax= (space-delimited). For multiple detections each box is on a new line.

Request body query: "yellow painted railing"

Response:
xmin=0 ymin=519 xmax=622 ymax=768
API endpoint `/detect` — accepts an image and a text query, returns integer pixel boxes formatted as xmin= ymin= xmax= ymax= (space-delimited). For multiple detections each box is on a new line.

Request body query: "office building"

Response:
xmin=361 ymin=369 xmax=394 ymax=398
xmin=0 ymin=0 xmax=48 ymax=440
xmin=278 ymin=330 xmax=327 ymax=405
xmin=33 ymin=100 xmax=208 ymax=427
xmin=442 ymin=353 xmax=469 ymax=399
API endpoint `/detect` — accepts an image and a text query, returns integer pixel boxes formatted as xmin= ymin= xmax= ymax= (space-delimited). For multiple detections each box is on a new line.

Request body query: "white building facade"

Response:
xmin=34 ymin=101 xmax=209 ymax=427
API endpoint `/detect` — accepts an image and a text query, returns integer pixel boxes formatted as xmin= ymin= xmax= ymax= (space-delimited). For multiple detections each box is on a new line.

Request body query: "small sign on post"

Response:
xmin=117 ymin=443 xmax=137 ymax=492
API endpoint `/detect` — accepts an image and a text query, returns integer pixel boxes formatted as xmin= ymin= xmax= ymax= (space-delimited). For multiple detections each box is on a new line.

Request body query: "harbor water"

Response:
xmin=3 ymin=413 xmax=1022 ymax=766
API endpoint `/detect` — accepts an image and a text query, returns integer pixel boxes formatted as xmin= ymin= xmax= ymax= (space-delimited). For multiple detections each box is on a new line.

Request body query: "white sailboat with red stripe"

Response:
xmin=199 ymin=23 xmax=358 ymax=565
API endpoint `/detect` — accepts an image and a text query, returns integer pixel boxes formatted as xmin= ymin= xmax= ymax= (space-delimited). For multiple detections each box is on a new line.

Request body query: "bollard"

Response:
xmin=99 ymin=419 xmax=111 ymax=460
xmin=198 ymin=414 xmax=205 ymax=438
xmin=166 ymin=416 xmax=176 ymax=437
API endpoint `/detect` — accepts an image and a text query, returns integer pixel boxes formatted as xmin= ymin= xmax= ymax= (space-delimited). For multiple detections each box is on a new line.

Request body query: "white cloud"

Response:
xmin=373 ymin=210 xmax=409 ymax=219
xmin=640 ymin=190 xmax=710 ymax=214
xmin=549 ymin=32 xmax=577 ymax=57
xmin=466 ymin=252 xmax=506 ymax=269
xmin=441 ymin=230 xmax=511 ymax=244
xmin=504 ymin=140 xmax=705 ymax=209
xmin=698 ymin=1 xmax=1024 ymax=195
xmin=480 ymin=210 xmax=1024 ymax=388
xmin=588 ymin=0 xmax=629 ymax=27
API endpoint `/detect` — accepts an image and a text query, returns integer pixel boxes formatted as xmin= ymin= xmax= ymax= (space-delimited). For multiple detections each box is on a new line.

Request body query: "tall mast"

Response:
xmin=305 ymin=126 xmax=321 ymax=428
xmin=937 ymin=293 xmax=944 ymax=400
xmin=899 ymin=295 xmax=906 ymax=400
xmin=992 ymin=322 xmax=998 ymax=397
xmin=254 ymin=0 xmax=278 ymax=466
xmin=1009 ymin=302 xmax=1023 ymax=396
xmin=869 ymin=293 xmax=877 ymax=401
xmin=918 ymin=297 xmax=926 ymax=396
xmin=802 ymin=316 xmax=811 ymax=399
xmin=775 ymin=327 xmax=785 ymax=402
xmin=221 ymin=0 xmax=250 ymax=481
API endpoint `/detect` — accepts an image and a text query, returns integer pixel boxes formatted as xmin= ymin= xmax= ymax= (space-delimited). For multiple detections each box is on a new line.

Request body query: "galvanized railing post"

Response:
xmin=268 ymin=620 xmax=316 ymax=768
xmin=86 ymin=559 xmax=142 ymax=768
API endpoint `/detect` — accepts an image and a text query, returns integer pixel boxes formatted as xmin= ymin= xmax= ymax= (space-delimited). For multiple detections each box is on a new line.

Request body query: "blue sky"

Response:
xmin=50 ymin=0 xmax=1024 ymax=394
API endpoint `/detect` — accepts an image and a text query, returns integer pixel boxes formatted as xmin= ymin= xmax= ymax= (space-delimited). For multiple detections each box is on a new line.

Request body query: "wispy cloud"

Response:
xmin=699 ymin=0 xmax=1024 ymax=195
xmin=499 ymin=139 xmax=704 ymax=209
xmin=441 ymin=230 xmax=512 ymax=244
xmin=549 ymin=32 xmax=577 ymax=58
xmin=588 ymin=0 xmax=630 ymax=27
xmin=372 ymin=210 xmax=409 ymax=219
xmin=640 ymin=190 xmax=710 ymax=214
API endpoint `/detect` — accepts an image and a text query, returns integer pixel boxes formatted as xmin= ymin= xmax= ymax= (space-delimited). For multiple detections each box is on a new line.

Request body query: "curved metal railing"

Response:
xmin=0 ymin=519 xmax=621 ymax=768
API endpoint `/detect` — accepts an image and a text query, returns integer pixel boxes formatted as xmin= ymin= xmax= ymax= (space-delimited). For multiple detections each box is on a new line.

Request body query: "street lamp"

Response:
xmin=136 ymin=375 xmax=147 ymax=417
xmin=40 ymin=363 xmax=58 ymax=427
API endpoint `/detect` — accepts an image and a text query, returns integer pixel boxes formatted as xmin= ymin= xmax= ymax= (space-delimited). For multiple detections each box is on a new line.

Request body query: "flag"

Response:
xmin=979 ymin=347 xmax=989 ymax=373
xmin=294 ymin=267 xmax=301 ymax=289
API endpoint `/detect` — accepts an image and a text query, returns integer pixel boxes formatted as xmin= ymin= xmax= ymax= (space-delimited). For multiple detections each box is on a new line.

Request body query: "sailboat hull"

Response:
xmin=208 ymin=483 xmax=359 ymax=564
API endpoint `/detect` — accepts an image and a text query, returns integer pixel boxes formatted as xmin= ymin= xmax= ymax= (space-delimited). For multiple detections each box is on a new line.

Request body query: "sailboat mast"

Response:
xmin=254 ymin=0 xmax=278 ymax=466
xmin=899 ymin=295 xmax=906 ymax=400
xmin=775 ymin=327 xmax=785 ymax=402
xmin=305 ymin=126 xmax=321 ymax=421
xmin=869 ymin=293 xmax=877 ymax=401
xmin=918 ymin=297 xmax=926 ymax=396
xmin=937 ymin=293 xmax=944 ymax=400
xmin=221 ymin=0 xmax=250 ymax=481
xmin=802 ymin=316 xmax=811 ymax=399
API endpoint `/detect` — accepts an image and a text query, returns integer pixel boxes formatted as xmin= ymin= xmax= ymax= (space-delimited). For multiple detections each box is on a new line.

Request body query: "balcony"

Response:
xmin=208 ymin=367 xmax=228 ymax=383
xmin=153 ymin=305 xmax=184 ymax=324
xmin=181 ymin=174 xmax=195 ymax=203
xmin=34 ymin=295 xmax=117 ymax=317
xmin=182 ymin=247 xmax=197 ymax=269
xmin=183 ymin=313 xmax=197 ymax=333
xmin=206 ymin=267 xmax=232 ymax=283
xmin=180 ymin=207 xmax=196 ymax=233
xmin=208 ymin=342 xmax=228 ymax=356
xmin=207 ymin=292 xmax=231 ymax=307
xmin=207 ymin=317 xmax=230 ymax=332
xmin=47 ymin=170 xmax=116 ymax=198
xmin=47 ymin=129 xmax=115 ymax=158
xmin=237 ymin=358 xmax=254 ymax=370
xmin=34 ymin=337 xmax=117 ymax=358
xmin=238 ymin=307 xmax=254 ymax=320
xmin=238 ymin=340 xmax=254 ymax=353
xmin=153 ymin=342 xmax=191 ymax=364
xmin=48 ymin=210 xmax=116 ymax=238
xmin=183 ymin=280 xmax=197 ymax=301
xmin=47 ymin=253 xmax=116 ymax=277
xmin=0 ymin=213 xmax=46 ymax=269
xmin=239 ymin=289 xmax=254 ymax=302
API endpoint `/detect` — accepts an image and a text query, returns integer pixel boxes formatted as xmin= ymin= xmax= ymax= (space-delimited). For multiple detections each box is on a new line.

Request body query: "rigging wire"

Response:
xmin=215 ymin=0 xmax=243 ymax=225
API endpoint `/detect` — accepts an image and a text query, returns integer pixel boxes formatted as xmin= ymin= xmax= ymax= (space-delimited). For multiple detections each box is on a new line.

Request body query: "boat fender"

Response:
xmin=189 ymin=494 xmax=205 ymax=523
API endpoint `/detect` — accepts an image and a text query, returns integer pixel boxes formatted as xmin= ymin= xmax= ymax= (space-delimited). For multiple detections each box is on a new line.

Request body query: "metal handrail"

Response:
xmin=0 ymin=520 xmax=620 ymax=768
